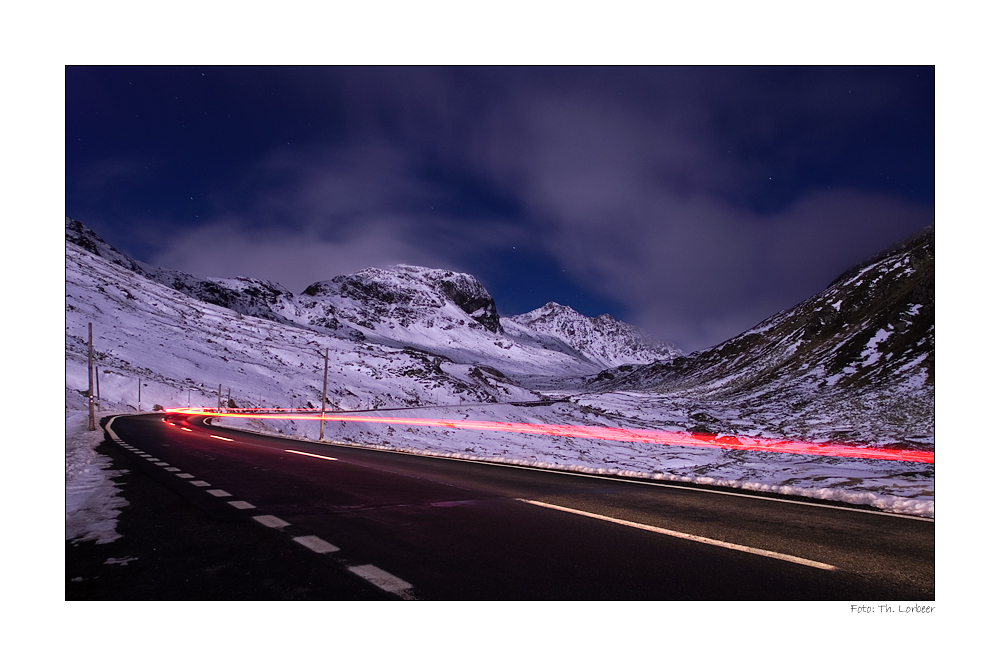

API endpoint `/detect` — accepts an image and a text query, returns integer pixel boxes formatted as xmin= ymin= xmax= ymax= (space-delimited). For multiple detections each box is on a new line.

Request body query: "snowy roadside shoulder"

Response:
xmin=66 ymin=410 xmax=128 ymax=544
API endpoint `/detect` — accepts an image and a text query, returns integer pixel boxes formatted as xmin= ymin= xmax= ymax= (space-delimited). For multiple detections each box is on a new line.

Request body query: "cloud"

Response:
xmin=480 ymin=86 xmax=934 ymax=351
xmin=149 ymin=214 xmax=444 ymax=293
xmin=148 ymin=140 xmax=522 ymax=293
xmin=579 ymin=190 xmax=934 ymax=352
xmin=524 ymin=161 xmax=932 ymax=351
xmin=139 ymin=68 xmax=932 ymax=352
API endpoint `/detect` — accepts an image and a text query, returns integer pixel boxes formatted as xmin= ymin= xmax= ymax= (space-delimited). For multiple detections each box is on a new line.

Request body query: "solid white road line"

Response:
xmin=210 ymin=435 xmax=234 ymax=441
xmin=104 ymin=416 xmax=122 ymax=443
xmin=293 ymin=535 xmax=340 ymax=554
xmin=285 ymin=449 xmax=338 ymax=461
xmin=519 ymin=499 xmax=839 ymax=571
xmin=348 ymin=564 xmax=413 ymax=594
xmin=253 ymin=514 xmax=290 ymax=528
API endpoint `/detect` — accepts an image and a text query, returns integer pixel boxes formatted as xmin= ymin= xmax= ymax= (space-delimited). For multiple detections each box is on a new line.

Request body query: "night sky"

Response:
xmin=66 ymin=66 xmax=934 ymax=352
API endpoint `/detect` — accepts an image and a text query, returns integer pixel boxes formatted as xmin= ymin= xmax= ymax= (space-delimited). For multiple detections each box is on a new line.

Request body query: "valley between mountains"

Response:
xmin=65 ymin=217 xmax=934 ymax=545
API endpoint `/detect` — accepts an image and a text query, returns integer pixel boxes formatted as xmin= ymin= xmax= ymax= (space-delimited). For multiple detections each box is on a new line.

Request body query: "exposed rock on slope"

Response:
xmin=505 ymin=302 xmax=682 ymax=368
xmin=299 ymin=265 xmax=502 ymax=334
xmin=66 ymin=219 xmax=677 ymax=373
xmin=598 ymin=226 xmax=934 ymax=447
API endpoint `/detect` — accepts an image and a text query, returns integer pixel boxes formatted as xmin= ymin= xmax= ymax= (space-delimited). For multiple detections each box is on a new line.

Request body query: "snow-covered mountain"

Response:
xmin=589 ymin=226 xmax=934 ymax=449
xmin=506 ymin=302 xmax=682 ymax=368
xmin=65 ymin=217 xmax=935 ymax=520
xmin=65 ymin=235 xmax=543 ymax=416
xmin=65 ymin=218 xmax=674 ymax=373
xmin=66 ymin=219 xmax=301 ymax=326
xmin=300 ymin=265 xmax=501 ymax=333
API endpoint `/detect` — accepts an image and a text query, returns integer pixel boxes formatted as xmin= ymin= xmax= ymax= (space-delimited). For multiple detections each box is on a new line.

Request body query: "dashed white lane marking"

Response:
xmin=210 ymin=435 xmax=234 ymax=441
xmin=165 ymin=467 xmax=181 ymax=472
xmin=348 ymin=565 xmax=414 ymax=595
xmin=293 ymin=535 xmax=340 ymax=554
xmin=253 ymin=514 xmax=290 ymax=528
xmin=154 ymin=462 xmax=169 ymax=466
xmin=190 ymin=480 xmax=211 ymax=487
xmin=102 ymin=415 xmax=418 ymax=599
xmin=519 ymin=499 xmax=839 ymax=571
xmin=176 ymin=473 xmax=194 ymax=479
xmin=285 ymin=449 xmax=338 ymax=461
xmin=207 ymin=489 xmax=232 ymax=497
xmin=146 ymin=458 xmax=161 ymax=462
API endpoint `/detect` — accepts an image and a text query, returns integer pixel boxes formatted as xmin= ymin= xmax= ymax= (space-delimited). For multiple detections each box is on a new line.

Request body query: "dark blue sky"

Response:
xmin=66 ymin=66 xmax=933 ymax=352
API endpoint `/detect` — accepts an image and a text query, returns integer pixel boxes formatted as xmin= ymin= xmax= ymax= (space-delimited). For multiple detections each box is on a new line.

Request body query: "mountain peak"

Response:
xmin=301 ymin=264 xmax=502 ymax=333
xmin=507 ymin=301 xmax=682 ymax=367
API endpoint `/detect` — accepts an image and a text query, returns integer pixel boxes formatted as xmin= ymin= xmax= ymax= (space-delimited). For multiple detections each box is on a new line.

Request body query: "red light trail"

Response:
xmin=167 ymin=408 xmax=934 ymax=464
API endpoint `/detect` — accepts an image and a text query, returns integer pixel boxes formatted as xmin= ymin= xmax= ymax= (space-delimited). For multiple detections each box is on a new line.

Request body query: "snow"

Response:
xmin=861 ymin=328 xmax=891 ymax=367
xmin=219 ymin=406 xmax=934 ymax=517
xmin=65 ymin=224 xmax=936 ymax=544
xmin=65 ymin=410 xmax=127 ymax=544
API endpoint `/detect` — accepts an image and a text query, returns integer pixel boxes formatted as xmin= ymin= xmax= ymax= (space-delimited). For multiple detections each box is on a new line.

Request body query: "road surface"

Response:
xmin=101 ymin=412 xmax=934 ymax=600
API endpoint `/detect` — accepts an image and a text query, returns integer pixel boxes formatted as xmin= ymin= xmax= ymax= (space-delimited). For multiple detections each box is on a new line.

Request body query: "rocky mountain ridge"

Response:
xmin=506 ymin=302 xmax=683 ymax=368
xmin=65 ymin=218 xmax=678 ymax=372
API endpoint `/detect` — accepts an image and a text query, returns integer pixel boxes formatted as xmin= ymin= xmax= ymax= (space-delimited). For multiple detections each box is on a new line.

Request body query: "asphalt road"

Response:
xmin=97 ymin=412 xmax=934 ymax=600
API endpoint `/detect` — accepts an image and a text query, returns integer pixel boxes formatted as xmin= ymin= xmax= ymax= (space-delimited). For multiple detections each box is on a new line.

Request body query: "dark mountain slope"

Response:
xmin=596 ymin=227 xmax=934 ymax=447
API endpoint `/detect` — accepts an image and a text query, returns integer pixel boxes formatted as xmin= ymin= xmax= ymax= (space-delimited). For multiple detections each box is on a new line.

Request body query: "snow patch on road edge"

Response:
xmin=66 ymin=409 xmax=128 ymax=544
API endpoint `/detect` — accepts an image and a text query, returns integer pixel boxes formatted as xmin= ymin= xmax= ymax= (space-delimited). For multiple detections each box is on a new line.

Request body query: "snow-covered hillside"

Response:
xmin=588 ymin=226 xmax=935 ymax=450
xmin=66 ymin=219 xmax=673 ymax=376
xmin=65 ymin=218 xmax=935 ymax=532
xmin=66 ymin=243 xmax=549 ymax=416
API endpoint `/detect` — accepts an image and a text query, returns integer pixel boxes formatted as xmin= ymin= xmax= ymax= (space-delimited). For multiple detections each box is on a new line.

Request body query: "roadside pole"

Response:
xmin=88 ymin=323 xmax=95 ymax=431
xmin=95 ymin=364 xmax=101 ymax=412
xmin=319 ymin=349 xmax=329 ymax=441
xmin=217 ymin=384 xmax=222 ymax=411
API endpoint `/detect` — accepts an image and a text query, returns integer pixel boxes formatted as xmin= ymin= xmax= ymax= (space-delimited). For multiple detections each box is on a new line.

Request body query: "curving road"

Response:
xmin=103 ymin=413 xmax=934 ymax=600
